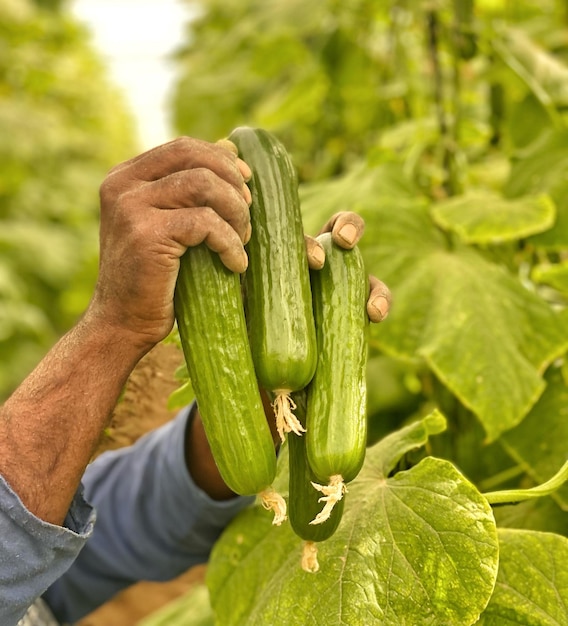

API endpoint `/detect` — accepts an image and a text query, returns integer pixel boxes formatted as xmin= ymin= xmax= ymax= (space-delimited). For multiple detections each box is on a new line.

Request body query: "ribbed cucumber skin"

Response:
xmin=288 ymin=392 xmax=344 ymax=543
xmin=228 ymin=126 xmax=317 ymax=393
xmin=306 ymin=233 xmax=369 ymax=484
xmin=174 ymin=243 xmax=277 ymax=496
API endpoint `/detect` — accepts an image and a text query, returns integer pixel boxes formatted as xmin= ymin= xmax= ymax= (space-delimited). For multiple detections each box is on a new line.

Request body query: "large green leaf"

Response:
xmin=501 ymin=364 xmax=568 ymax=509
xmin=301 ymin=163 xmax=568 ymax=440
xmin=431 ymin=192 xmax=555 ymax=244
xmin=412 ymin=248 xmax=568 ymax=441
xmin=207 ymin=413 xmax=499 ymax=626
xmin=478 ymin=529 xmax=568 ymax=625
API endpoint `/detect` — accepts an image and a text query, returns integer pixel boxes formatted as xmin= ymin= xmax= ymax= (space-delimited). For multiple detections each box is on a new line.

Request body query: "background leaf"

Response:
xmin=493 ymin=498 xmax=568 ymax=535
xmin=478 ymin=529 xmax=568 ymax=625
xmin=431 ymin=192 xmax=555 ymax=244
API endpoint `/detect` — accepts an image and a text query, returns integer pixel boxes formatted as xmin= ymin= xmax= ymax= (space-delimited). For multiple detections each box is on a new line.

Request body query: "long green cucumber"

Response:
xmin=174 ymin=243 xmax=285 ymax=523
xmin=288 ymin=391 xmax=345 ymax=572
xmin=306 ymin=233 xmax=369 ymax=523
xmin=228 ymin=126 xmax=317 ymax=442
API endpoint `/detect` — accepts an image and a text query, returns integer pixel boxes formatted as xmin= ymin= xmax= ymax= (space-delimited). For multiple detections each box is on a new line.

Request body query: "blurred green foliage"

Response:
xmin=0 ymin=0 xmax=136 ymax=398
xmin=172 ymin=0 xmax=568 ymax=464
xmin=169 ymin=2 xmax=568 ymax=623
xmin=172 ymin=0 xmax=399 ymax=180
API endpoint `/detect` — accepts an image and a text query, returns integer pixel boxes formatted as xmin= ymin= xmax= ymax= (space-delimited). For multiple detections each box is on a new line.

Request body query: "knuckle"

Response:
xmin=99 ymin=174 xmax=119 ymax=205
xmin=171 ymin=135 xmax=194 ymax=151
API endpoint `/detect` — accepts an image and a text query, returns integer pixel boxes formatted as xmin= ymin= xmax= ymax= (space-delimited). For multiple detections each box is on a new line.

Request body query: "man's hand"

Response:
xmin=87 ymin=137 xmax=253 ymax=351
xmin=305 ymin=211 xmax=392 ymax=323
xmin=216 ymin=138 xmax=392 ymax=324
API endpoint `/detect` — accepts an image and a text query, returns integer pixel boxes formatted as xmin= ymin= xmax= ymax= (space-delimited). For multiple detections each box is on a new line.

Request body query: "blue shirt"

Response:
xmin=0 ymin=405 xmax=253 ymax=625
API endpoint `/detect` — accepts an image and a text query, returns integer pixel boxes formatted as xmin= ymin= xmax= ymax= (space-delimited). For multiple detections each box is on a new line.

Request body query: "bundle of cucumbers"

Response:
xmin=174 ymin=127 xmax=369 ymax=571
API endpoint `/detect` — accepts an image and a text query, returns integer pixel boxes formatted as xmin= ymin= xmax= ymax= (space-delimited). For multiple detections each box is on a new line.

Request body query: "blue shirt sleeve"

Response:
xmin=0 ymin=474 xmax=95 ymax=626
xmin=43 ymin=404 xmax=254 ymax=624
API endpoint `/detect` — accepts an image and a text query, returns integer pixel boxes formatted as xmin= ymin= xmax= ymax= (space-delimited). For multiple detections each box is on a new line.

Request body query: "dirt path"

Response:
xmin=77 ymin=342 xmax=206 ymax=626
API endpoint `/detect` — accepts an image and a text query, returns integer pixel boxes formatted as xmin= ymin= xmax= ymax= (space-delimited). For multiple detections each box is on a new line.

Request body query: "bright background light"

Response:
xmin=72 ymin=0 xmax=195 ymax=150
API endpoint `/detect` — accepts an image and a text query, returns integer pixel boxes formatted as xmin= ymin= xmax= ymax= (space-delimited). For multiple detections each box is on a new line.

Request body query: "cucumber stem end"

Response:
xmin=301 ymin=541 xmax=320 ymax=573
xmin=309 ymin=474 xmax=346 ymax=524
xmin=272 ymin=391 xmax=305 ymax=442
xmin=259 ymin=487 xmax=288 ymax=526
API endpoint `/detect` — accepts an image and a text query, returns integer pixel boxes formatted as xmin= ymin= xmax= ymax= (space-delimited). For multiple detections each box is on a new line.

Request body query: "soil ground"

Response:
xmin=76 ymin=342 xmax=205 ymax=626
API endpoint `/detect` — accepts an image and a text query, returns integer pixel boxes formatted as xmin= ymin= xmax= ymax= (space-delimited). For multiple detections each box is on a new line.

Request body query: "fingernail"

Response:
xmin=238 ymin=159 xmax=252 ymax=181
xmin=242 ymin=183 xmax=252 ymax=206
xmin=369 ymin=296 xmax=390 ymax=322
xmin=244 ymin=222 xmax=252 ymax=244
xmin=311 ymin=245 xmax=325 ymax=269
xmin=216 ymin=138 xmax=238 ymax=155
xmin=338 ymin=223 xmax=357 ymax=247
xmin=240 ymin=249 xmax=249 ymax=272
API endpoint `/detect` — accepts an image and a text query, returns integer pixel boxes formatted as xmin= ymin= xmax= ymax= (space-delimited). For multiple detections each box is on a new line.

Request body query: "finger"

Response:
xmin=107 ymin=137 xmax=208 ymax=177
xmin=167 ymin=206 xmax=248 ymax=273
xmin=140 ymin=169 xmax=251 ymax=243
xmin=216 ymin=138 xmax=238 ymax=155
xmin=110 ymin=137 xmax=247 ymax=192
xmin=367 ymin=275 xmax=392 ymax=323
xmin=318 ymin=211 xmax=365 ymax=250
xmin=215 ymin=139 xmax=252 ymax=181
xmin=304 ymin=235 xmax=325 ymax=270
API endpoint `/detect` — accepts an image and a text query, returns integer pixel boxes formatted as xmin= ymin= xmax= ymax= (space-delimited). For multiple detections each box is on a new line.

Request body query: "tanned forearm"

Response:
xmin=0 ymin=314 xmax=148 ymax=526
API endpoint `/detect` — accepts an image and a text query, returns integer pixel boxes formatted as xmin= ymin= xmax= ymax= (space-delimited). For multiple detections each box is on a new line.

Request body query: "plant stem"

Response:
xmin=427 ymin=10 xmax=448 ymax=140
xmin=484 ymin=459 xmax=568 ymax=505
xmin=426 ymin=8 xmax=460 ymax=196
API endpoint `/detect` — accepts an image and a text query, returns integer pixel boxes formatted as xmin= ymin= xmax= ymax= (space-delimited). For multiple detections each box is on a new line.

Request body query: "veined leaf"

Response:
xmin=478 ymin=529 xmax=568 ymax=625
xmin=362 ymin=226 xmax=568 ymax=441
xmin=412 ymin=248 xmax=568 ymax=441
xmin=207 ymin=413 xmax=499 ymax=626
xmin=431 ymin=192 xmax=555 ymax=244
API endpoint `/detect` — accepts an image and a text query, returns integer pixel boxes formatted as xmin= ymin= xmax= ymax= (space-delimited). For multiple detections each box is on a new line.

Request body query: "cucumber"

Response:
xmin=228 ymin=126 xmax=317 ymax=442
xmin=306 ymin=233 xmax=369 ymax=523
xmin=174 ymin=243 xmax=285 ymax=524
xmin=288 ymin=391 xmax=345 ymax=572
